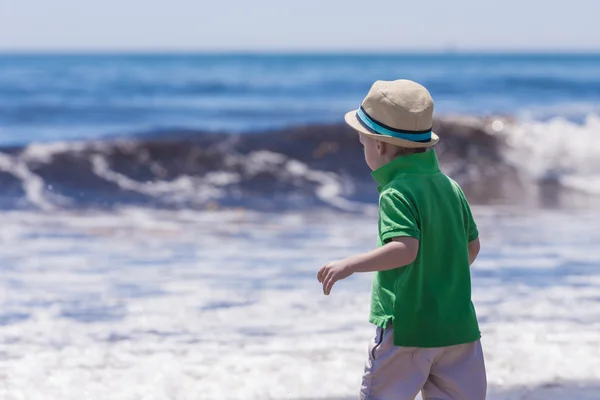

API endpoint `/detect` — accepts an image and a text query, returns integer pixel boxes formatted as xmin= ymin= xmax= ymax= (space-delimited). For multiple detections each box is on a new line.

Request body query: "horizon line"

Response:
xmin=1 ymin=47 xmax=600 ymax=56
xmin=0 ymin=48 xmax=600 ymax=56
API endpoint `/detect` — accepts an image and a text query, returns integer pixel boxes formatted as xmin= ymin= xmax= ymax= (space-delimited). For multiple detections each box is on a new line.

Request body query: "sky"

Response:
xmin=0 ymin=0 xmax=599 ymax=52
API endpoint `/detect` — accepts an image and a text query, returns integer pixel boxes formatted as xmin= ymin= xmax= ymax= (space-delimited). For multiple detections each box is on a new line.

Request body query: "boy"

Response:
xmin=317 ymin=80 xmax=486 ymax=400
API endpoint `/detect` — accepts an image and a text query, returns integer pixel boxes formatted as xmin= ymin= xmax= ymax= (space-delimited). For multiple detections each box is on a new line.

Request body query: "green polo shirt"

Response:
xmin=370 ymin=150 xmax=480 ymax=348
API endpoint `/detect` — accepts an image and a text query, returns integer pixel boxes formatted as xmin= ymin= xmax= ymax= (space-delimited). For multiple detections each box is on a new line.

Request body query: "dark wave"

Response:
xmin=0 ymin=117 xmax=596 ymax=211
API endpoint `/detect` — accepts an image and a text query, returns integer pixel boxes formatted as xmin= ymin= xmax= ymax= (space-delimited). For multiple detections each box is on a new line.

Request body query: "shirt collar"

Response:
xmin=372 ymin=150 xmax=441 ymax=191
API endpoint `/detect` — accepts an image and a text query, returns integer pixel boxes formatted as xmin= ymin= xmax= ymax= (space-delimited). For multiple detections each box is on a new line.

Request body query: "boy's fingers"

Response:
xmin=325 ymin=276 xmax=336 ymax=295
xmin=323 ymin=273 xmax=334 ymax=295
xmin=317 ymin=265 xmax=328 ymax=282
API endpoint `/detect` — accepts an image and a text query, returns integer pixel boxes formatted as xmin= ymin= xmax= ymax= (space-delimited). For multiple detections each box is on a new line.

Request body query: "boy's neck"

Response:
xmin=379 ymin=149 xmax=428 ymax=169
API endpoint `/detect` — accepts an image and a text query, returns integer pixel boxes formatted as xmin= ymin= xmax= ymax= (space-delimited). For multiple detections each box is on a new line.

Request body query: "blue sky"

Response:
xmin=1 ymin=0 xmax=598 ymax=51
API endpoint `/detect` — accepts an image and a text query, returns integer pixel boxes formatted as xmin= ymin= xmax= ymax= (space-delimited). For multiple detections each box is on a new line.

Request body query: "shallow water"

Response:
xmin=0 ymin=207 xmax=599 ymax=399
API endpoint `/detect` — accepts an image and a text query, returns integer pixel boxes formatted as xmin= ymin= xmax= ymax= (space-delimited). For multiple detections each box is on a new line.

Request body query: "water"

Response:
xmin=0 ymin=208 xmax=599 ymax=399
xmin=2 ymin=53 xmax=600 ymax=146
xmin=1 ymin=53 xmax=600 ymax=399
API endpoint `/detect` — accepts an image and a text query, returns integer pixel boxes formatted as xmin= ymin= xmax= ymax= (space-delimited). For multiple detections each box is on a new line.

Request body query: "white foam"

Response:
xmin=500 ymin=113 xmax=600 ymax=194
xmin=0 ymin=208 xmax=599 ymax=399
xmin=0 ymin=152 xmax=55 ymax=210
xmin=22 ymin=141 xmax=90 ymax=163
xmin=80 ymin=149 xmax=374 ymax=211
xmin=90 ymin=155 xmax=224 ymax=205
xmin=241 ymin=150 xmax=375 ymax=212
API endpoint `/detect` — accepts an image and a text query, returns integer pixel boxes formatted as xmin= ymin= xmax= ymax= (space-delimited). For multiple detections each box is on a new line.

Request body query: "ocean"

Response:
xmin=0 ymin=53 xmax=599 ymax=399
xmin=2 ymin=53 xmax=600 ymax=145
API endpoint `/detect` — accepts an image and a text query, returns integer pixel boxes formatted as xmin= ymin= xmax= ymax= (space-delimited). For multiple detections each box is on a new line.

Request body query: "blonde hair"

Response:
xmin=390 ymin=145 xmax=429 ymax=157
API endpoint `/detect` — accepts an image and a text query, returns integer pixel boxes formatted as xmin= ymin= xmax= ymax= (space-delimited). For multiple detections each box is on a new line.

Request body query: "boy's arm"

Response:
xmin=468 ymin=237 xmax=480 ymax=266
xmin=346 ymin=237 xmax=419 ymax=273
xmin=317 ymin=237 xmax=419 ymax=295
xmin=456 ymin=185 xmax=480 ymax=266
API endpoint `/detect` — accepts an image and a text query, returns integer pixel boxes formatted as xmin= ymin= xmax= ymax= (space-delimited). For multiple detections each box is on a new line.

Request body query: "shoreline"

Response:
xmin=1 ymin=208 xmax=598 ymax=400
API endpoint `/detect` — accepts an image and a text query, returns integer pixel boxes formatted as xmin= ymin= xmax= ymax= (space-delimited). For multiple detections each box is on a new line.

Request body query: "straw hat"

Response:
xmin=344 ymin=79 xmax=439 ymax=148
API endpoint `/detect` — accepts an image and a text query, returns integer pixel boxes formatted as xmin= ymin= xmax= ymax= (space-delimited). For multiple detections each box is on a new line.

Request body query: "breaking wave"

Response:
xmin=1 ymin=114 xmax=599 ymax=211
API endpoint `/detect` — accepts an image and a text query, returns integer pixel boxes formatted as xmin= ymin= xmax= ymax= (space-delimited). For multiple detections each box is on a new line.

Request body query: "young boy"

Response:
xmin=317 ymin=80 xmax=486 ymax=400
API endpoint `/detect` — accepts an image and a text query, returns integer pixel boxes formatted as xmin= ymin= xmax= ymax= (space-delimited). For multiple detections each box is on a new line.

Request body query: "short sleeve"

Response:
xmin=458 ymin=189 xmax=479 ymax=242
xmin=379 ymin=189 xmax=420 ymax=243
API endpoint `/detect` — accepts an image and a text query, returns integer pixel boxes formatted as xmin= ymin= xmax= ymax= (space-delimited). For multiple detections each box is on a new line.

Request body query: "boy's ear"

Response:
xmin=376 ymin=140 xmax=386 ymax=156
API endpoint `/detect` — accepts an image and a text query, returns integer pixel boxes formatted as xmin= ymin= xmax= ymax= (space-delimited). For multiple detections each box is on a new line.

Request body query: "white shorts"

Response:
xmin=361 ymin=324 xmax=487 ymax=400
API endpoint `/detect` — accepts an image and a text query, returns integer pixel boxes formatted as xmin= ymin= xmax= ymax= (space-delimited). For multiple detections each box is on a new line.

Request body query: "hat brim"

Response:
xmin=344 ymin=110 xmax=439 ymax=149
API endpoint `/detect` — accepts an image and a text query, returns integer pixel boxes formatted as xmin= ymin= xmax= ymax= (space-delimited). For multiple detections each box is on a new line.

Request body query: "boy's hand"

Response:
xmin=317 ymin=260 xmax=353 ymax=295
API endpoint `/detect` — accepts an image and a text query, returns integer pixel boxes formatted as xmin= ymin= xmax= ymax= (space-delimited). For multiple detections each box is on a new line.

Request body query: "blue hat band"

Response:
xmin=356 ymin=107 xmax=432 ymax=142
